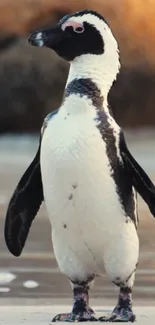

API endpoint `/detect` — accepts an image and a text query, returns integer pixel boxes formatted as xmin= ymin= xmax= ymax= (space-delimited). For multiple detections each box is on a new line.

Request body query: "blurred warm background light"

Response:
xmin=0 ymin=0 xmax=155 ymax=131
xmin=1 ymin=0 xmax=155 ymax=66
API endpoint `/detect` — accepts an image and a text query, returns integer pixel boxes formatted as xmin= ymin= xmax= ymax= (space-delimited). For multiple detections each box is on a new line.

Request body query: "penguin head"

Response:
xmin=28 ymin=10 xmax=119 ymax=63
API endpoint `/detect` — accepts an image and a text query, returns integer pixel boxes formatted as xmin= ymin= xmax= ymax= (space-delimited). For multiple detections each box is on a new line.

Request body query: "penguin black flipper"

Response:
xmin=4 ymin=138 xmax=43 ymax=257
xmin=120 ymin=132 xmax=155 ymax=217
xmin=4 ymin=110 xmax=59 ymax=257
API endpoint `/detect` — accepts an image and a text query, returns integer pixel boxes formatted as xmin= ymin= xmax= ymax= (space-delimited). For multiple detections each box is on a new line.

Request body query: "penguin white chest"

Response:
xmin=41 ymin=109 xmax=123 ymax=221
xmin=40 ymin=105 xmax=137 ymax=279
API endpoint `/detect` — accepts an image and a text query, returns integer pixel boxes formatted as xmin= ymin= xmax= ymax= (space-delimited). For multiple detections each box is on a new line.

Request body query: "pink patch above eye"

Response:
xmin=61 ymin=20 xmax=84 ymax=31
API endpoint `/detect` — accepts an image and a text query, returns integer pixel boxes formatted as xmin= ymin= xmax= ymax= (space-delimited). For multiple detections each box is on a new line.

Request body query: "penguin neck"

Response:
xmin=65 ymin=53 xmax=120 ymax=114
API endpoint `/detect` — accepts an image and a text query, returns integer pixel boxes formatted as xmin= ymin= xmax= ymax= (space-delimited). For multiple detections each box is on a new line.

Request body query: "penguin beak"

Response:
xmin=28 ymin=26 xmax=64 ymax=48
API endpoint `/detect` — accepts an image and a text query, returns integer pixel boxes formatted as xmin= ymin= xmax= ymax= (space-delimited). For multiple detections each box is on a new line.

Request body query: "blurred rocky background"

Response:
xmin=0 ymin=0 xmax=155 ymax=132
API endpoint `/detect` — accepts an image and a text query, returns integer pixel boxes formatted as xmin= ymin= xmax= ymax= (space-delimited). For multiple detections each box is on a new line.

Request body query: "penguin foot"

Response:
xmin=52 ymin=308 xmax=97 ymax=322
xmin=52 ymin=277 xmax=98 ymax=322
xmin=99 ymin=286 xmax=136 ymax=322
xmin=99 ymin=307 xmax=136 ymax=322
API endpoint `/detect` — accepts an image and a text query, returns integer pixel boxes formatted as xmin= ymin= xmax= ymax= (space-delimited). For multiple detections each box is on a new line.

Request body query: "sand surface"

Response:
xmin=1 ymin=305 xmax=155 ymax=324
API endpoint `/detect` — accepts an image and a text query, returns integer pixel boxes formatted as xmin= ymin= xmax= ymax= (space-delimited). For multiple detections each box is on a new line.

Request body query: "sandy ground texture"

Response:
xmin=1 ymin=305 xmax=155 ymax=324
xmin=0 ymin=130 xmax=155 ymax=320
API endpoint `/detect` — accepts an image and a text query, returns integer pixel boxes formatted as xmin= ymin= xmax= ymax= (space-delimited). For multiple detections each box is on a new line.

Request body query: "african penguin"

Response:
xmin=4 ymin=9 xmax=155 ymax=323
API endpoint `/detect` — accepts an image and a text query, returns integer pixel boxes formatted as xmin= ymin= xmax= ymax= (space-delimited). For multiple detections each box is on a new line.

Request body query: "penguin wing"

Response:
xmin=4 ymin=138 xmax=43 ymax=257
xmin=4 ymin=110 xmax=58 ymax=257
xmin=120 ymin=131 xmax=155 ymax=217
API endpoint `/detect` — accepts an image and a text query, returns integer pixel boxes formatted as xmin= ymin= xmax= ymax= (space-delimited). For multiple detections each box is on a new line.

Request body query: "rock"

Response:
xmin=0 ymin=39 xmax=68 ymax=133
xmin=0 ymin=38 xmax=155 ymax=132
xmin=109 ymin=67 xmax=155 ymax=127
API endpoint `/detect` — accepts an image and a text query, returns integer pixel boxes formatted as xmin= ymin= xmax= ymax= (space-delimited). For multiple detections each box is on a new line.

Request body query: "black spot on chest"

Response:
xmin=68 ymin=193 xmax=73 ymax=200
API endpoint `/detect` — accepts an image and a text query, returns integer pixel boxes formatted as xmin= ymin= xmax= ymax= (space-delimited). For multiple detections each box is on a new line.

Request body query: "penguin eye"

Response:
xmin=73 ymin=26 xmax=85 ymax=34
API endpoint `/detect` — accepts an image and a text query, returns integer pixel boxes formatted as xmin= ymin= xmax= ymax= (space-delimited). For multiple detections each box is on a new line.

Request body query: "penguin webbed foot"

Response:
xmin=99 ymin=285 xmax=136 ymax=322
xmin=52 ymin=309 xmax=97 ymax=322
xmin=52 ymin=281 xmax=97 ymax=322
xmin=99 ymin=306 xmax=136 ymax=322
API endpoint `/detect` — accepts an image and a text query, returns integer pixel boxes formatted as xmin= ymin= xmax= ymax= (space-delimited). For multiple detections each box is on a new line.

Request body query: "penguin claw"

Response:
xmin=99 ymin=307 xmax=136 ymax=322
xmin=51 ymin=313 xmax=70 ymax=322
xmin=51 ymin=312 xmax=97 ymax=322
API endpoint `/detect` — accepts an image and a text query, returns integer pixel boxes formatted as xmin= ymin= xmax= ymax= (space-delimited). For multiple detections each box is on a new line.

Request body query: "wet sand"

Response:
xmin=0 ymin=130 xmax=155 ymax=307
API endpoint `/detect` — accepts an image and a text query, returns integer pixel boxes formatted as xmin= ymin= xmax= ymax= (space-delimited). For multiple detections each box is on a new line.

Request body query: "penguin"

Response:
xmin=4 ymin=9 xmax=155 ymax=323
